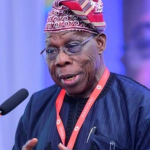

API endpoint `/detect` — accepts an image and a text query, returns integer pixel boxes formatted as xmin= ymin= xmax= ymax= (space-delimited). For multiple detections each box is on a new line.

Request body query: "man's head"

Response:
xmin=42 ymin=0 xmax=107 ymax=97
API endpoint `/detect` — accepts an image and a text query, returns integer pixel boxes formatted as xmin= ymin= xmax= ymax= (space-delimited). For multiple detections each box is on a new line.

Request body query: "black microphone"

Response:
xmin=0 ymin=88 xmax=29 ymax=115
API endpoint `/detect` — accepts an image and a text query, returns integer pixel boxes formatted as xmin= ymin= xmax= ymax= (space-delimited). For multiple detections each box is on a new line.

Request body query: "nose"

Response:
xmin=55 ymin=51 xmax=72 ymax=67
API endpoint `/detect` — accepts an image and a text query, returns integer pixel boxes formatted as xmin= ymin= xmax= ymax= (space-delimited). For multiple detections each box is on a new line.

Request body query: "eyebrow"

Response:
xmin=45 ymin=31 xmax=83 ymax=44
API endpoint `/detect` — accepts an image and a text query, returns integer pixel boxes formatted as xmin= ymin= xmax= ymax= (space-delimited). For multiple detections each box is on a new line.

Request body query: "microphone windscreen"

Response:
xmin=0 ymin=88 xmax=29 ymax=115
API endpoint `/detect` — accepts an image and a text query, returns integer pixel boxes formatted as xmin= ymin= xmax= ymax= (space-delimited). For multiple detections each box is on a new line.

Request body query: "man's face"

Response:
xmin=45 ymin=31 xmax=106 ymax=97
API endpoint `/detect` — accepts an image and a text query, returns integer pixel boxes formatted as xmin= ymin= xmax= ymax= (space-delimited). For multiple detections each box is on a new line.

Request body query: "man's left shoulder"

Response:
xmin=113 ymin=73 xmax=150 ymax=122
xmin=112 ymin=73 xmax=150 ymax=101
xmin=114 ymin=73 xmax=150 ymax=91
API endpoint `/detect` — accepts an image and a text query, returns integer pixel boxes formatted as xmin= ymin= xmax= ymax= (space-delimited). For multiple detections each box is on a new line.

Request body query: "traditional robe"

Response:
xmin=13 ymin=73 xmax=150 ymax=150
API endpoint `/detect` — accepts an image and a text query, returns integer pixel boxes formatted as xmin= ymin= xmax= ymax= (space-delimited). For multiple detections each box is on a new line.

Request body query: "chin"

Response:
xmin=65 ymin=87 xmax=84 ymax=97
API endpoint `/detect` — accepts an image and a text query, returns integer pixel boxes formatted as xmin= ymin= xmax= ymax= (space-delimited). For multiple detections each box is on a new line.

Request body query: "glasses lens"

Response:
xmin=66 ymin=44 xmax=82 ymax=54
xmin=42 ymin=49 xmax=58 ymax=60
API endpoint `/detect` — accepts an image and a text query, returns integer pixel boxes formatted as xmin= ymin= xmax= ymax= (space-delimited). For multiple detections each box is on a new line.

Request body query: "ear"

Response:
xmin=95 ymin=33 xmax=106 ymax=54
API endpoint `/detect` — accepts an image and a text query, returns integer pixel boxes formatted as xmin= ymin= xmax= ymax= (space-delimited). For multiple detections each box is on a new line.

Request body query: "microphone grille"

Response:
xmin=0 ymin=88 xmax=29 ymax=115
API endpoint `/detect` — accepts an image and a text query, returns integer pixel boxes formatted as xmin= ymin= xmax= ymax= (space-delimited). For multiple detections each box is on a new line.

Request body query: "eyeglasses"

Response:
xmin=40 ymin=35 xmax=95 ymax=60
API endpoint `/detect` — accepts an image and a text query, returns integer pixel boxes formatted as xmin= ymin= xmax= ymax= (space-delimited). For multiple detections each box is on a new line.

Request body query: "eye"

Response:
xmin=65 ymin=43 xmax=81 ymax=53
xmin=66 ymin=43 xmax=80 ymax=48
xmin=46 ymin=48 xmax=58 ymax=54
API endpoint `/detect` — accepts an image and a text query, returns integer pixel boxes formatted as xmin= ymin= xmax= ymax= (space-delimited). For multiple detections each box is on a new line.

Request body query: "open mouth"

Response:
xmin=60 ymin=74 xmax=79 ymax=86
xmin=64 ymin=75 xmax=76 ymax=81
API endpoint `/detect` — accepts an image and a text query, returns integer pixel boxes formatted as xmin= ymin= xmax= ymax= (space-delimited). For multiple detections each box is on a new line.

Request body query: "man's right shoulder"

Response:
xmin=34 ymin=84 xmax=61 ymax=95
xmin=30 ymin=84 xmax=61 ymax=103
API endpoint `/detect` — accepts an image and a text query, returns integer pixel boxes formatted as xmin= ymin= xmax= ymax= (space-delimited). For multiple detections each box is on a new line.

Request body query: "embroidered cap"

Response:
xmin=44 ymin=0 xmax=106 ymax=34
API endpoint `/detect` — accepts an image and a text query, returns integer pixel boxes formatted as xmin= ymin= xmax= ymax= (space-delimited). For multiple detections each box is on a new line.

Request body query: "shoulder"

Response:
xmin=27 ymin=84 xmax=61 ymax=110
xmin=22 ymin=84 xmax=61 ymax=122
xmin=32 ymin=84 xmax=61 ymax=98
xmin=111 ymin=73 xmax=150 ymax=124
xmin=112 ymin=73 xmax=150 ymax=96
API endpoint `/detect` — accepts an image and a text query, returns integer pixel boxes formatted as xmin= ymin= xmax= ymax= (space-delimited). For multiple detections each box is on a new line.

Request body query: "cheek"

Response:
xmin=81 ymin=49 xmax=100 ymax=70
xmin=86 ymin=55 xmax=100 ymax=73
xmin=47 ymin=61 xmax=56 ymax=78
xmin=76 ymin=52 xmax=100 ymax=79
xmin=48 ymin=64 xmax=62 ymax=86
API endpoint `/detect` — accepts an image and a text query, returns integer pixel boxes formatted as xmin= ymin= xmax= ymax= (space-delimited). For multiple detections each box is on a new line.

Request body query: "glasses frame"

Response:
xmin=40 ymin=35 xmax=96 ymax=60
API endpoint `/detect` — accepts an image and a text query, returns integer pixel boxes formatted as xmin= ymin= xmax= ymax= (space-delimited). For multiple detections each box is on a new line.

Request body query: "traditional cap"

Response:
xmin=44 ymin=0 xmax=106 ymax=34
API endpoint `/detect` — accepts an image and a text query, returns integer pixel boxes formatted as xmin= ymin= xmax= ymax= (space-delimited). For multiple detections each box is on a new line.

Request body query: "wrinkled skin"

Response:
xmin=45 ymin=31 xmax=106 ymax=98
xmin=22 ymin=31 xmax=106 ymax=149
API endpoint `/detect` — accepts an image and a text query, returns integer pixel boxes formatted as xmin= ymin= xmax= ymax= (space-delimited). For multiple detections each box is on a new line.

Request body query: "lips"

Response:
xmin=59 ymin=74 xmax=80 ymax=86
xmin=63 ymin=75 xmax=76 ymax=81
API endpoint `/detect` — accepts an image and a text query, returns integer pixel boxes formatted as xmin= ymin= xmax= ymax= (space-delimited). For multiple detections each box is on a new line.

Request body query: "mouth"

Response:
xmin=60 ymin=74 xmax=80 ymax=86
xmin=63 ymin=75 xmax=76 ymax=81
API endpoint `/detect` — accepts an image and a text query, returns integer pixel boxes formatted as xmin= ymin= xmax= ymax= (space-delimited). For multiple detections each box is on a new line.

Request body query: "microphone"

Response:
xmin=0 ymin=88 xmax=29 ymax=115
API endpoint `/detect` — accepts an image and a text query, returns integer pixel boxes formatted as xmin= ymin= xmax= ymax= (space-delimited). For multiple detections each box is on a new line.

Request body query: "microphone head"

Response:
xmin=0 ymin=88 xmax=29 ymax=115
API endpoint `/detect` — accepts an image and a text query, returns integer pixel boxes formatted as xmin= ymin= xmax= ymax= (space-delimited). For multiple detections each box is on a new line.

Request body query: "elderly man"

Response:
xmin=13 ymin=0 xmax=150 ymax=150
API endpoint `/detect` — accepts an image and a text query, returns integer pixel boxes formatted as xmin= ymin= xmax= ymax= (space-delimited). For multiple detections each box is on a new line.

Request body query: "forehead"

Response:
xmin=45 ymin=31 xmax=90 ymax=39
xmin=45 ymin=31 xmax=92 ymax=45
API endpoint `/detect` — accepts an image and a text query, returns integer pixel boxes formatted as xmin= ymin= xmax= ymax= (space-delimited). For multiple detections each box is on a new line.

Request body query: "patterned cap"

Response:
xmin=44 ymin=0 xmax=106 ymax=34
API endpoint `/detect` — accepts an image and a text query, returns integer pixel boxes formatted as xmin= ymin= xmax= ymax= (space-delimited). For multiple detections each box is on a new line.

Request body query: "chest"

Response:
xmin=32 ymin=98 xmax=133 ymax=150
